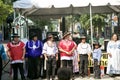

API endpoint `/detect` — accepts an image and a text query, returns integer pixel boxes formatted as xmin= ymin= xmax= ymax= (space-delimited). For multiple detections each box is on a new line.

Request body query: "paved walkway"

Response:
xmin=2 ymin=71 xmax=120 ymax=80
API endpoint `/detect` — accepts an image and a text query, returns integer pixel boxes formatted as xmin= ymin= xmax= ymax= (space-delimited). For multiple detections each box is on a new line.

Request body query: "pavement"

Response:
xmin=2 ymin=67 xmax=120 ymax=80
xmin=2 ymin=73 xmax=120 ymax=80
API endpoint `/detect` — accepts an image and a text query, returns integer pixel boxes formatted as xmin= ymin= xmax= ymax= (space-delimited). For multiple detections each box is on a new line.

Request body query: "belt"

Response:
xmin=47 ymin=54 xmax=56 ymax=57
xmin=80 ymin=54 xmax=88 ymax=56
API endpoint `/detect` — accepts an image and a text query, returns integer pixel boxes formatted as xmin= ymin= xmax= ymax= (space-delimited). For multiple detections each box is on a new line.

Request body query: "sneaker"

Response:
xmin=109 ymin=74 xmax=115 ymax=77
xmin=85 ymin=76 xmax=90 ymax=79
xmin=94 ymin=77 xmax=101 ymax=79
xmin=79 ymin=76 xmax=83 ymax=79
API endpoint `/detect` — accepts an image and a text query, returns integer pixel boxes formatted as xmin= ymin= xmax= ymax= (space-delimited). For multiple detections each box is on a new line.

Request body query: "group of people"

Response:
xmin=0 ymin=32 xmax=120 ymax=80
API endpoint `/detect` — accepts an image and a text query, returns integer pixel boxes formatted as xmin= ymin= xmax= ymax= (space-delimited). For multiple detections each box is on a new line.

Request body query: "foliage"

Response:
xmin=79 ymin=14 xmax=90 ymax=29
xmin=65 ymin=15 xmax=72 ymax=30
xmin=79 ymin=14 xmax=107 ymax=31
xmin=0 ymin=0 xmax=13 ymax=24
xmin=64 ymin=14 xmax=107 ymax=36
xmin=92 ymin=14 xmax=107 ymax=27
xmin=30 ymin=18 xmax=52 ymax=30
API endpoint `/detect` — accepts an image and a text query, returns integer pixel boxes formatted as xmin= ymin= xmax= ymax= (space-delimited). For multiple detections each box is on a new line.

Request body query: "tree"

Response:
xmin=79 ymin=14 xmax=107 ymax=36
xmin=0 ymin=0 xmax=13 ymax=24
xmin=65 ymin=15 xmax=81 ymax=32
xmin=29 ymin=18 xmax=53 ymax=31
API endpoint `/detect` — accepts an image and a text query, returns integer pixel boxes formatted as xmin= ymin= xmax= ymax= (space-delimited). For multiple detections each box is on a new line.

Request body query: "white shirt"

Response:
xmin=77 ymin=42 xmax=91 ymax=54
xmin=42 ymin=41 xmax=58 ymax=55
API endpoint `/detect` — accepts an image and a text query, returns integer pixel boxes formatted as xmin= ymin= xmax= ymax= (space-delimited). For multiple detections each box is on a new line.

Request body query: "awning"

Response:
xmin=13 ymin=0 xmax=120 ymax=17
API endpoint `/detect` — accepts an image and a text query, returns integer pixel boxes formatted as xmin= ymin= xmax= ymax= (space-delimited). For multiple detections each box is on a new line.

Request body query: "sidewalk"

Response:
xmin=115 ymin=77 xmax=120 ymax=80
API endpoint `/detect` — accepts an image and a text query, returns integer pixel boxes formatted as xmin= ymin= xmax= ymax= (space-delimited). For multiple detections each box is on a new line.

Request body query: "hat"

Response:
xmin=63 ymin=32 xmax=71 ymax=39
xmin=47 ymin=33 xmax=53 ymax=38
xmin=80 ymin=35 xmax=86 ymax=39
xmin=32 ymin=33 xmax=37 ymax=38
xmin=12 ymin=33 xmax=20 ymax=38
xmin=29 ymin=33 xmax=37 ymax=40
xmin=93 ymin=41 xmax=101 ymax=47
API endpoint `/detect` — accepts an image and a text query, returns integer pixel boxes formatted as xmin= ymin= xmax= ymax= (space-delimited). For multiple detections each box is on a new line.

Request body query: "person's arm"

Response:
xmin=77 ymin=44 xmax=80 ymax=62
xmin=88 ymin=44 xmax=92 ymax=60
xmin=58 ymin=41 xmax=68 ymax=54
xmin=1 ymin=44 xmax=7 ymax=65
xmin=22 ymin=47 xmax=26 ymax=60
xmin=22 ymin=42 xmax=26 ymax=60
xmin=59 ymin=48 xmax=69 ymax=54
xmin=40 ymin=41 xmax=44 ymax=58
xmin=42 ymin=43 xmax=48 ymax=60
xmin=107 ymin=41 xmax=112 ymax=58
xmin=98 ymin=49 xmax=102 ymax=65
xmin=69 ymin=42 xmax=77 ymax=54
xmin=6 ymin=43 xmax=12 ymax=60
xmin=54 ymin=42 xmax=58 ymax=60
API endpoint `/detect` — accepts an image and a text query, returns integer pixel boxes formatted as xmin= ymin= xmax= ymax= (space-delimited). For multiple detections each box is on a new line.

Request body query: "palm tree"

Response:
xmin=79 ymin=14 xmax=107 ymax=36
xmin=92 ymin=14 xmax=107 ymax=35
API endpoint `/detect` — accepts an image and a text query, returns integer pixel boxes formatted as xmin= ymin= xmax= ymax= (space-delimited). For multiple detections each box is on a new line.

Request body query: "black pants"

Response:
xmin=93 ymin=59 xmax=101 ymax=78
xmin=61 ymin=60 xmax=73 ymax=78
xmin=46 ymin=56 xmax=56 ymax=80
xmin=11 ymin=63 xmax=25 ymax=80
xmin=0 ymin=57 xmax=2 ymax=80
xmin=27 ymin=57 xmax=43 ymax=79
xmin=79 ymin=54 xmax=88 ymax=77
xmin=61 ymin=60 xmax=73 ymax=70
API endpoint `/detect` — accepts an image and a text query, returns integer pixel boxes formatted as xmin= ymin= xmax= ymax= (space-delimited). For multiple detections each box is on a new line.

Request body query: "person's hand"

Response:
xmin=56 ymin=56 xmax=58 ymax=61
xmin=88 ymin=56 xmax=91 ymax=60
xmin=40 ymin=55 xmax=43 ymax=58
xmin=3 ymin=60 xmax=7 ymax=65
xmin=9 ymin=57 xmax=12 ymax=61
xmin=98 ymin=62 xmax=100 ymax=65
xmin=45 ymin=57 xmax=48 ymax=61
xmin=66 ymin=51 xmax=72 ymax=55
xmin=25 ymin=58 xmax=28 ymax=61
xmin=108 ymin=53 xmax=112 ymax=58
xmin=78 ymin=58 xmax=80 ymax=62
xmin=22 ymin=56 xmax=25 ymax=60
xmin=91 ymin=59 xmax=94 ymax=63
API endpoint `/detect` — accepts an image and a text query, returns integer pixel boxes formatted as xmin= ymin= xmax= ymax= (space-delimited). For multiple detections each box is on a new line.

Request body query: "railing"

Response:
xmin=88 ymin=52 xmax=108 ymax=67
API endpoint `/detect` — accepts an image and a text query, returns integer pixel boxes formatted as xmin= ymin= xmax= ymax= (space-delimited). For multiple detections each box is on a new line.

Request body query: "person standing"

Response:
xmin=25 ymin=33 xmax=43 ymax=80
xmin=58 ymin=32 xmax=76 ymax=80
xmin=0 ymin=43 xmax=7 ymax=80
xmin=77 ymin=36 xmax=91 ymax=78
xmin=106 ymin=33 xmax=120 ymax=76
xmin=7 ymin=33 xmax=26 ymax=80
xmin=92 ymin=42 xmax=102 ymax=79
xmin=42 ymin=34 xmax=58 ymax=80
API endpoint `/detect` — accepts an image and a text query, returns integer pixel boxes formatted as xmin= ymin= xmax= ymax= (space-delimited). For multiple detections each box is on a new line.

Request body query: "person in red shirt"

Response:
xmin=58 ymin=32 xmax=76 ymax=80
xmin=7 ymin=33 xmax=26 ymax=80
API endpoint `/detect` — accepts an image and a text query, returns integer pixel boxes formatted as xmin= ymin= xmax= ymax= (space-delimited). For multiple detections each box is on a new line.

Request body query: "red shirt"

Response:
xmin=58 ymin=40 xmax=76 ymax=58
xmin=7 ymin=41 xmax=25 ymax=61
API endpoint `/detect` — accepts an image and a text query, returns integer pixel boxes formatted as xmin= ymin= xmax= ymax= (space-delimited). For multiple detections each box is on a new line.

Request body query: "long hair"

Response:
xmin=111 ymin=33 xmax=119 ymax=40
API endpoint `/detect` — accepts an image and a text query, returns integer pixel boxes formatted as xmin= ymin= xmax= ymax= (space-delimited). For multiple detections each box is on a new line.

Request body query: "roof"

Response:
xmin=13 ymin=0 xmax=120 ymax=18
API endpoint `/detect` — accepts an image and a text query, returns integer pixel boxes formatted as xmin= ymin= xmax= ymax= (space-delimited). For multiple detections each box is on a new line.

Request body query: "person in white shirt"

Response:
xmin=77 ymin=36 xmax=91 ymax=78
xmin=42 ymin=34 xmax=58 ymax=80
xmin=107 ymin=33 xmax=120 ymax=77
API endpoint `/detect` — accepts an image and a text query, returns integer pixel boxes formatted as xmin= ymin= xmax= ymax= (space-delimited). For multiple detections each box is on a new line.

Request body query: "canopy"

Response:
xmin=13 ymin=0 xmax=120 ymax=16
